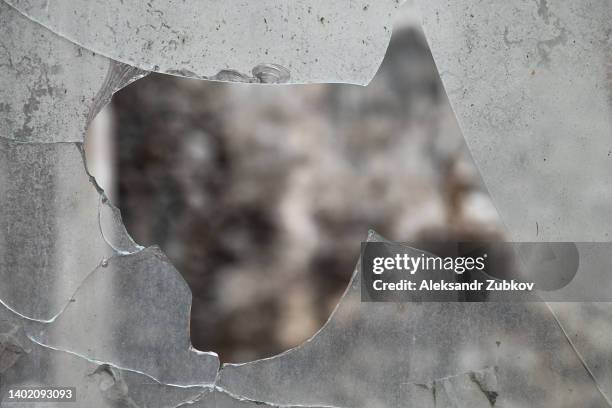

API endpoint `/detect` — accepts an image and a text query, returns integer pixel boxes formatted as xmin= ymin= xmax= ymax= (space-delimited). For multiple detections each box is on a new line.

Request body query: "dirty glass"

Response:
xmin=1 ymin=0 xmax=611 ymax=407
xmin=5 ymin=0 xmax=404 ymax=85
xmin=416 ymin=0 xmax=612 ymax=403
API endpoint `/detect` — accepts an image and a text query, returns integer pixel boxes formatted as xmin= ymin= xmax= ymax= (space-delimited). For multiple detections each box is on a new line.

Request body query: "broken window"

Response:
xmin=1 ymin=0 xmax=612 ymax=407
xmin=105 ymin=24 xmax=502 ymax=363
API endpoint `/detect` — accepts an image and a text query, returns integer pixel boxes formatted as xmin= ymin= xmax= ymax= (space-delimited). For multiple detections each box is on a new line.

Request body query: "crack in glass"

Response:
xmin=1 ymin=0 xmax=611 ymax=406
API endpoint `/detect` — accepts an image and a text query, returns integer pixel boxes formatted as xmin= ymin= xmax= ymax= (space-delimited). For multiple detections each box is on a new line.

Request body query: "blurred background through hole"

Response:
xmin=85 ymin=19 xmax=505 ymax=363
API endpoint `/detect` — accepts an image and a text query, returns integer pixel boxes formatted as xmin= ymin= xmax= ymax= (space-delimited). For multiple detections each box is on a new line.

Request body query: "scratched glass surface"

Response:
xmin=416 ymin=0 xmax=612 ymax=402
xmin=1 ymin=0 xmax=612 ymax=406
xmin=5 ymin=0 xmax=405 ymax=85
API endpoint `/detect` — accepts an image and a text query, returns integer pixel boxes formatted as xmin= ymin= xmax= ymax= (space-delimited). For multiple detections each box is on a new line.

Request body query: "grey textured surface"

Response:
xmin=417 ymin=0 xmax=612 ymax=241
xmin=0 ymin=1 xmax=145 ymax=143
xmin=416 ymin=0 xmax=612 ymax=404
xmin=0 ymin=308 xmax=210 ymax=408
xmin=216 ymin=234 xmax=609 ymax=408
xmin=109 ymin=26 xmax=503 ymax=363
xmin=0 ymin=138 xmax=115 ymax=321
xmin=5 ymin=0 xmax=405 ymax=85
xmin=25 ymin=247 xmax=219 ymax=387
xmin=1 ymin=0 xmax=611 ymax=406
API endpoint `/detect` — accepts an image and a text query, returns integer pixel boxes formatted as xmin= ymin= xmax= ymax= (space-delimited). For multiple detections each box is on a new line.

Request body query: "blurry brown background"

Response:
xmin=87 ymin=24 xmax=504 ymax=363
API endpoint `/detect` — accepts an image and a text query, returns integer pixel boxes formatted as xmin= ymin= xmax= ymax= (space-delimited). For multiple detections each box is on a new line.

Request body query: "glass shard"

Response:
xmin=217 ymin=233 xmax=610 ymax=407
xmin=0 ymin=306 xmax=208 ymax=408
xmin=26 ymin=247 xmax=219 ymax=387
xmin=99 ymin=197 xmax=143 ymax=255
xmin=416 ymin=0 xmax=612 ymax=401
xmin=5 ymin=0 xmax=406 ymax=85
xmin=0 ymin=0 xmax=143 ymax=143
xmin=416 ymin=0 xmax=612 ymax=241
xmin=0 ymin=138 xmax=115 ymax=321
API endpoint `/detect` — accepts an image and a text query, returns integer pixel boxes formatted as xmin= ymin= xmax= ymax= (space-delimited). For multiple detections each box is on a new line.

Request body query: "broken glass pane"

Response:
xmin=0 ymin=138 xmax=116 ymax=321
xmin=216 ymin=234 xmax=610 ymax=408
xmin=417 ymin=0 xmax=612 ymax=401
xmin=416 ymin=0 xmax=612 ymax=241
xmin=1 ymin=0 xmax=611 ymax=406
xmin=0 ymin=307 xmax=209 ymax=408
xmin=26 ymin=247 xmax=219 ymax=387
xmin=108 ymin=22 xmax=502 ymax=363
xmin=5 ymin=0 xmax=406 ymax=85
xmin=0 ymin=1 xmax=145 ymax=143
xmin=99 ymin=197 xmax=142 ymax=255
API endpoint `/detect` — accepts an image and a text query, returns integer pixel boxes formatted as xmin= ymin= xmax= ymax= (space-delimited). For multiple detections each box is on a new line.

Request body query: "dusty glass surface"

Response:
xmin=0 ymin=138 xmax=115 ymax=321
xmin=1 ymin=0 xmax=611 ymax=406
xmin=25 ymin=247 xmax=219 ymax=387
xmin=0 ymin=307 xmax=209 ymax=408
xmin=108 ymin=22 xmax=502 ymax=362
xmin=0 ymin=1 xmax=145 ymax=143
xmin=216 ymin=235 xmax=609 ymax=407
xmin=416 ymin=0 xmax=612 ymax=404
xmin=417 ymin=0 xmax=612 ymax=241
xmin=5 ymin=0 xmax=405 ymax=85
